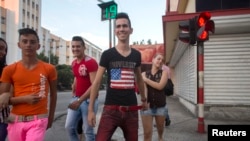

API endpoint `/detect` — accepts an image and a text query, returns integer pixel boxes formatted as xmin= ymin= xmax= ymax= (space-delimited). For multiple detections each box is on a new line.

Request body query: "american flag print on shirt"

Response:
xmin=110 ymin=68 xmax=135 ymax=89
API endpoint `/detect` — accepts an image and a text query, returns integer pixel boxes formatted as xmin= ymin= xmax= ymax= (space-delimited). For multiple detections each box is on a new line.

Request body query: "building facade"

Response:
xmin=0 ymin=0 xmax=102 ymax=65
xmin=163 ymin=0 xmax=250 ymax=120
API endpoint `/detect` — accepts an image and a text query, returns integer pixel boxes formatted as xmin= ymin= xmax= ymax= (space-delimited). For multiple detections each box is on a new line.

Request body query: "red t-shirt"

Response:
xmin=72 ymin=56 xmax=98 ymax=97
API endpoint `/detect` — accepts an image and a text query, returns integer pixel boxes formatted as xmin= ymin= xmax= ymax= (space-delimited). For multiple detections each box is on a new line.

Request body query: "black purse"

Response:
xmin=164 ymin=79 xmax=174 ymax=96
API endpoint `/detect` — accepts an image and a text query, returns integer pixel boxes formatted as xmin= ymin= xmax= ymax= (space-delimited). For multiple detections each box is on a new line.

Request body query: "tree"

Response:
xmin=49 ymin=53 xmax=59 ymax=65
xmin=56 ymin=64 xmax=73 ymax=90
xmin=37 ymin=51 xmax=49 ymax=63
xmin=37 ymin=51 xmax=59 ymax=65
xmin=147 ymin=39 xmax=152 ymax=45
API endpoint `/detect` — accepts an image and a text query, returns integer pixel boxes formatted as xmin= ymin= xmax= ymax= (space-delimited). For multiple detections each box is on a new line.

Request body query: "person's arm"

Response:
xmin=1 ymin=82 xmax=41 ymax=106
xmin=10 ymin=94 xmax=42 ymax=105
xmin=88 ymin=66 xmax=105 ymax=127
xmin=68 ymin=71 xmax=97 ymax=110
xmin=142 ymin=71 xmax=168 ymax=90
xmin=47 ymin=79 xmax=57 ymax=129
xmin=78 ymin=71 xmax=97 ymax=102
xmin=0 ymin=83 xmax=11 ymax=109
xmin=135 ymin=67 xmax=148 ymax=110
xmin=71 ymin=77 xmax=76 ymax=96
xmin=135 ymin=67 xmax=146 ymax=101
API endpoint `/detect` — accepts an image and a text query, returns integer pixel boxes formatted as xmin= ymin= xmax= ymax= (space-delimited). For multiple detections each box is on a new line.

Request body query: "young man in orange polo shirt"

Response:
xmin=0 ymin=28 xmax=57 ymax=141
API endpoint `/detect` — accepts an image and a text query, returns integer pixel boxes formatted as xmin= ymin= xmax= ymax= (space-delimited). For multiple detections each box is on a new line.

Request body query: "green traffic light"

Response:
xmin=98 ymin=1 xmax=117 ymax=21
xmin=104 ymin=4 xmax=117 ymax=19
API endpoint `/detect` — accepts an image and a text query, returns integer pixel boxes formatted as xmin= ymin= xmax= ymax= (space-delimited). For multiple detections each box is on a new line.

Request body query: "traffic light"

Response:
xmin=98 ymin=1 xmax=117 ymax=21
xmin=196 ymin=12 xmax=215 ymax=42
xmin=179 ymin=17 xmax=197 ymax=45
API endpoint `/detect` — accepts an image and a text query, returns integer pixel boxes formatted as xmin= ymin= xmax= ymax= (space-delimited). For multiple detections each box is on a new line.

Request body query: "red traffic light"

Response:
xmin=197 ymin=26 xmax=208 ymax=41
xmin=197 ymin=12 xmax=211 ymax=27
xmin=196 ymin=12 xmax=215 ymax=42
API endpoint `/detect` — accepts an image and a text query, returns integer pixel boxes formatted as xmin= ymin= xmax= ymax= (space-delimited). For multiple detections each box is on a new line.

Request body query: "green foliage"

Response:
xmin=147 ymin=39 xmax=152 ymax=45
xmin=37 ymin=51 xmax=49 ymax=63
xmin=49 ymin=54 xmax=59 ymax=65
xmin=56 ymin=64 xmax=73 ymax=90
xmin=37 ymin=51 xmax=59 ymax=65
xmin=37 ymin=52 xmax=72 ymax=90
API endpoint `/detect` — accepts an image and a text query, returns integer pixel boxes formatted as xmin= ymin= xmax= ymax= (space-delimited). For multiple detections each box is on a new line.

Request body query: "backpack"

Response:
xmin=164 ymin=78 xmax=174 ymax=96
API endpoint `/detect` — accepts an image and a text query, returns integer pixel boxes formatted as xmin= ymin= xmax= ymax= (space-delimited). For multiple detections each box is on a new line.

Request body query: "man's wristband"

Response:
xmin=141 ymin=98 xmax=147 ymax=102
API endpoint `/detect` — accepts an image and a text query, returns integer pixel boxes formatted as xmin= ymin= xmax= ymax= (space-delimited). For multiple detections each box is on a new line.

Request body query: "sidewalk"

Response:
xmin=45 ymin=95 xmax=250 ymax=141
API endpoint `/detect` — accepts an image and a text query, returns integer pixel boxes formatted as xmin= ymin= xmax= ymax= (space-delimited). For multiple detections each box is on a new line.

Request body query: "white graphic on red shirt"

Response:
xmin=79 ymin=64 xmax=87 ymax=76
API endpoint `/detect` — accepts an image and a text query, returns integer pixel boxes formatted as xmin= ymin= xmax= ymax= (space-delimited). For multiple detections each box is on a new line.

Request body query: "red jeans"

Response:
xmin=96 ymin=106 xmax=139 ymax=141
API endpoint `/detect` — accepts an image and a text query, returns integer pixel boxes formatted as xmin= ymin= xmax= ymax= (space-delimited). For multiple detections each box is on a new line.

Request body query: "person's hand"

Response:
xmin=88 ymin=110 xmax=96 ymax=127
xmin=68 ymin=100 xmax=81 ymax=110
xmin=25 ymin=94 xmax=42 ymax=105
xmin=141 ymin=101 xmax=149 ymax=110
xmin=71 ymin=93 xmax=76 ymax=97
xmin=0 ymin=92 xmax=10 ymax=110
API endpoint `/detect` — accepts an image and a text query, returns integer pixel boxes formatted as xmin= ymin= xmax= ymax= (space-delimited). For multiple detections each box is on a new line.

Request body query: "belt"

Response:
xmin=8 ymin=113 xmax=48 ymax=122
xmin=104 ymin=105 xmax=142 ymax=112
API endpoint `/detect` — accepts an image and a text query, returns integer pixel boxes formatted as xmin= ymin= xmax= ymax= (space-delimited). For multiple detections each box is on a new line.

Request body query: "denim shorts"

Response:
xmin=140 ymin=106 xmax=167 ymax=116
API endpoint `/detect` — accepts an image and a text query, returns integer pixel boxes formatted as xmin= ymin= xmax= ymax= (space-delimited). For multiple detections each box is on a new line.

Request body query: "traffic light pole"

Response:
xmin=97 ymin=1 xmax=117 ymax=48
xmin=109 ymin=17 xmax=112 ymax=48
xmin=197 ymin=41 xmax=205 ymax=133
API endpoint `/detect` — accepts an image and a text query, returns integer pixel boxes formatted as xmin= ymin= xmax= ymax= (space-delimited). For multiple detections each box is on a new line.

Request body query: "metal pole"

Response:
xmin=197 ymin=41 xmax=205 ymax=133
xmin=113 ymin=19 xmax=116 ymax=47
xmin=109 ymin=17 xmax=112 ymax=48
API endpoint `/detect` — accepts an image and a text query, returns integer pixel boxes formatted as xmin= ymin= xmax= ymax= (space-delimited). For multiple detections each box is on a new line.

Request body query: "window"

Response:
xmin=36 ymin=4 xmax=39 ymax=11
xmin=1 ymin=16 xmax=5 ymax=24
xmin=1 ymin=32 xmax=6 ymax=39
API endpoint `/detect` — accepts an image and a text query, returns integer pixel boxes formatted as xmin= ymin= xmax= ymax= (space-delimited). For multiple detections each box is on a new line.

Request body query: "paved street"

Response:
xmin=44 ymin=90 xmax=250 ymax=141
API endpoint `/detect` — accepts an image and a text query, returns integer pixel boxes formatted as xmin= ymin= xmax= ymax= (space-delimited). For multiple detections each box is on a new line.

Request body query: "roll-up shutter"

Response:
xmin=204 ymin=33 xmax=250 ymax=105
xmin=175 ymin=45 xmax=197 ymax=104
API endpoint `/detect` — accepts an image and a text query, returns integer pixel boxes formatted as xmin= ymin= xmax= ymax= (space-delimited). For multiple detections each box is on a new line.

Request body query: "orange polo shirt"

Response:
xmin=0 ymin=60 xmax=57 ymax=115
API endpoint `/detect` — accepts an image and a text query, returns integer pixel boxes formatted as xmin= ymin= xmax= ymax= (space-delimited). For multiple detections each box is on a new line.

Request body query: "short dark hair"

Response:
xmin=18 ymin=28 xmax=39 ymax=42
xmin=72 ymin=36 xmax=85 ymax=46
xmin=116 ymin=12 xmax=131 ymax=28
xmin=0 ymin=37 xmax=7 ymax=76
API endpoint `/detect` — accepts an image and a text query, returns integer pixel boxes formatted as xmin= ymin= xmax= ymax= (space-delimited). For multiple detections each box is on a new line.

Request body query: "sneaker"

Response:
xmin=165 ymin=119 xmax=171 ymax=126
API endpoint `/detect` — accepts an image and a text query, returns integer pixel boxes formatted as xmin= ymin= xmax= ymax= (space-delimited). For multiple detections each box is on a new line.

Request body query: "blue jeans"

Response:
xmin=0 ymin=123 xmax=8 ymax=141
xmin=65 ymin=97 xmax=98 ymax=141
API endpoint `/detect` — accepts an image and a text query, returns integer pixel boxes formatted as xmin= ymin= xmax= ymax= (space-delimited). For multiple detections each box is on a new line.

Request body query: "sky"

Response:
xmin=41 ymin=0 xmax=166 ymax=50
